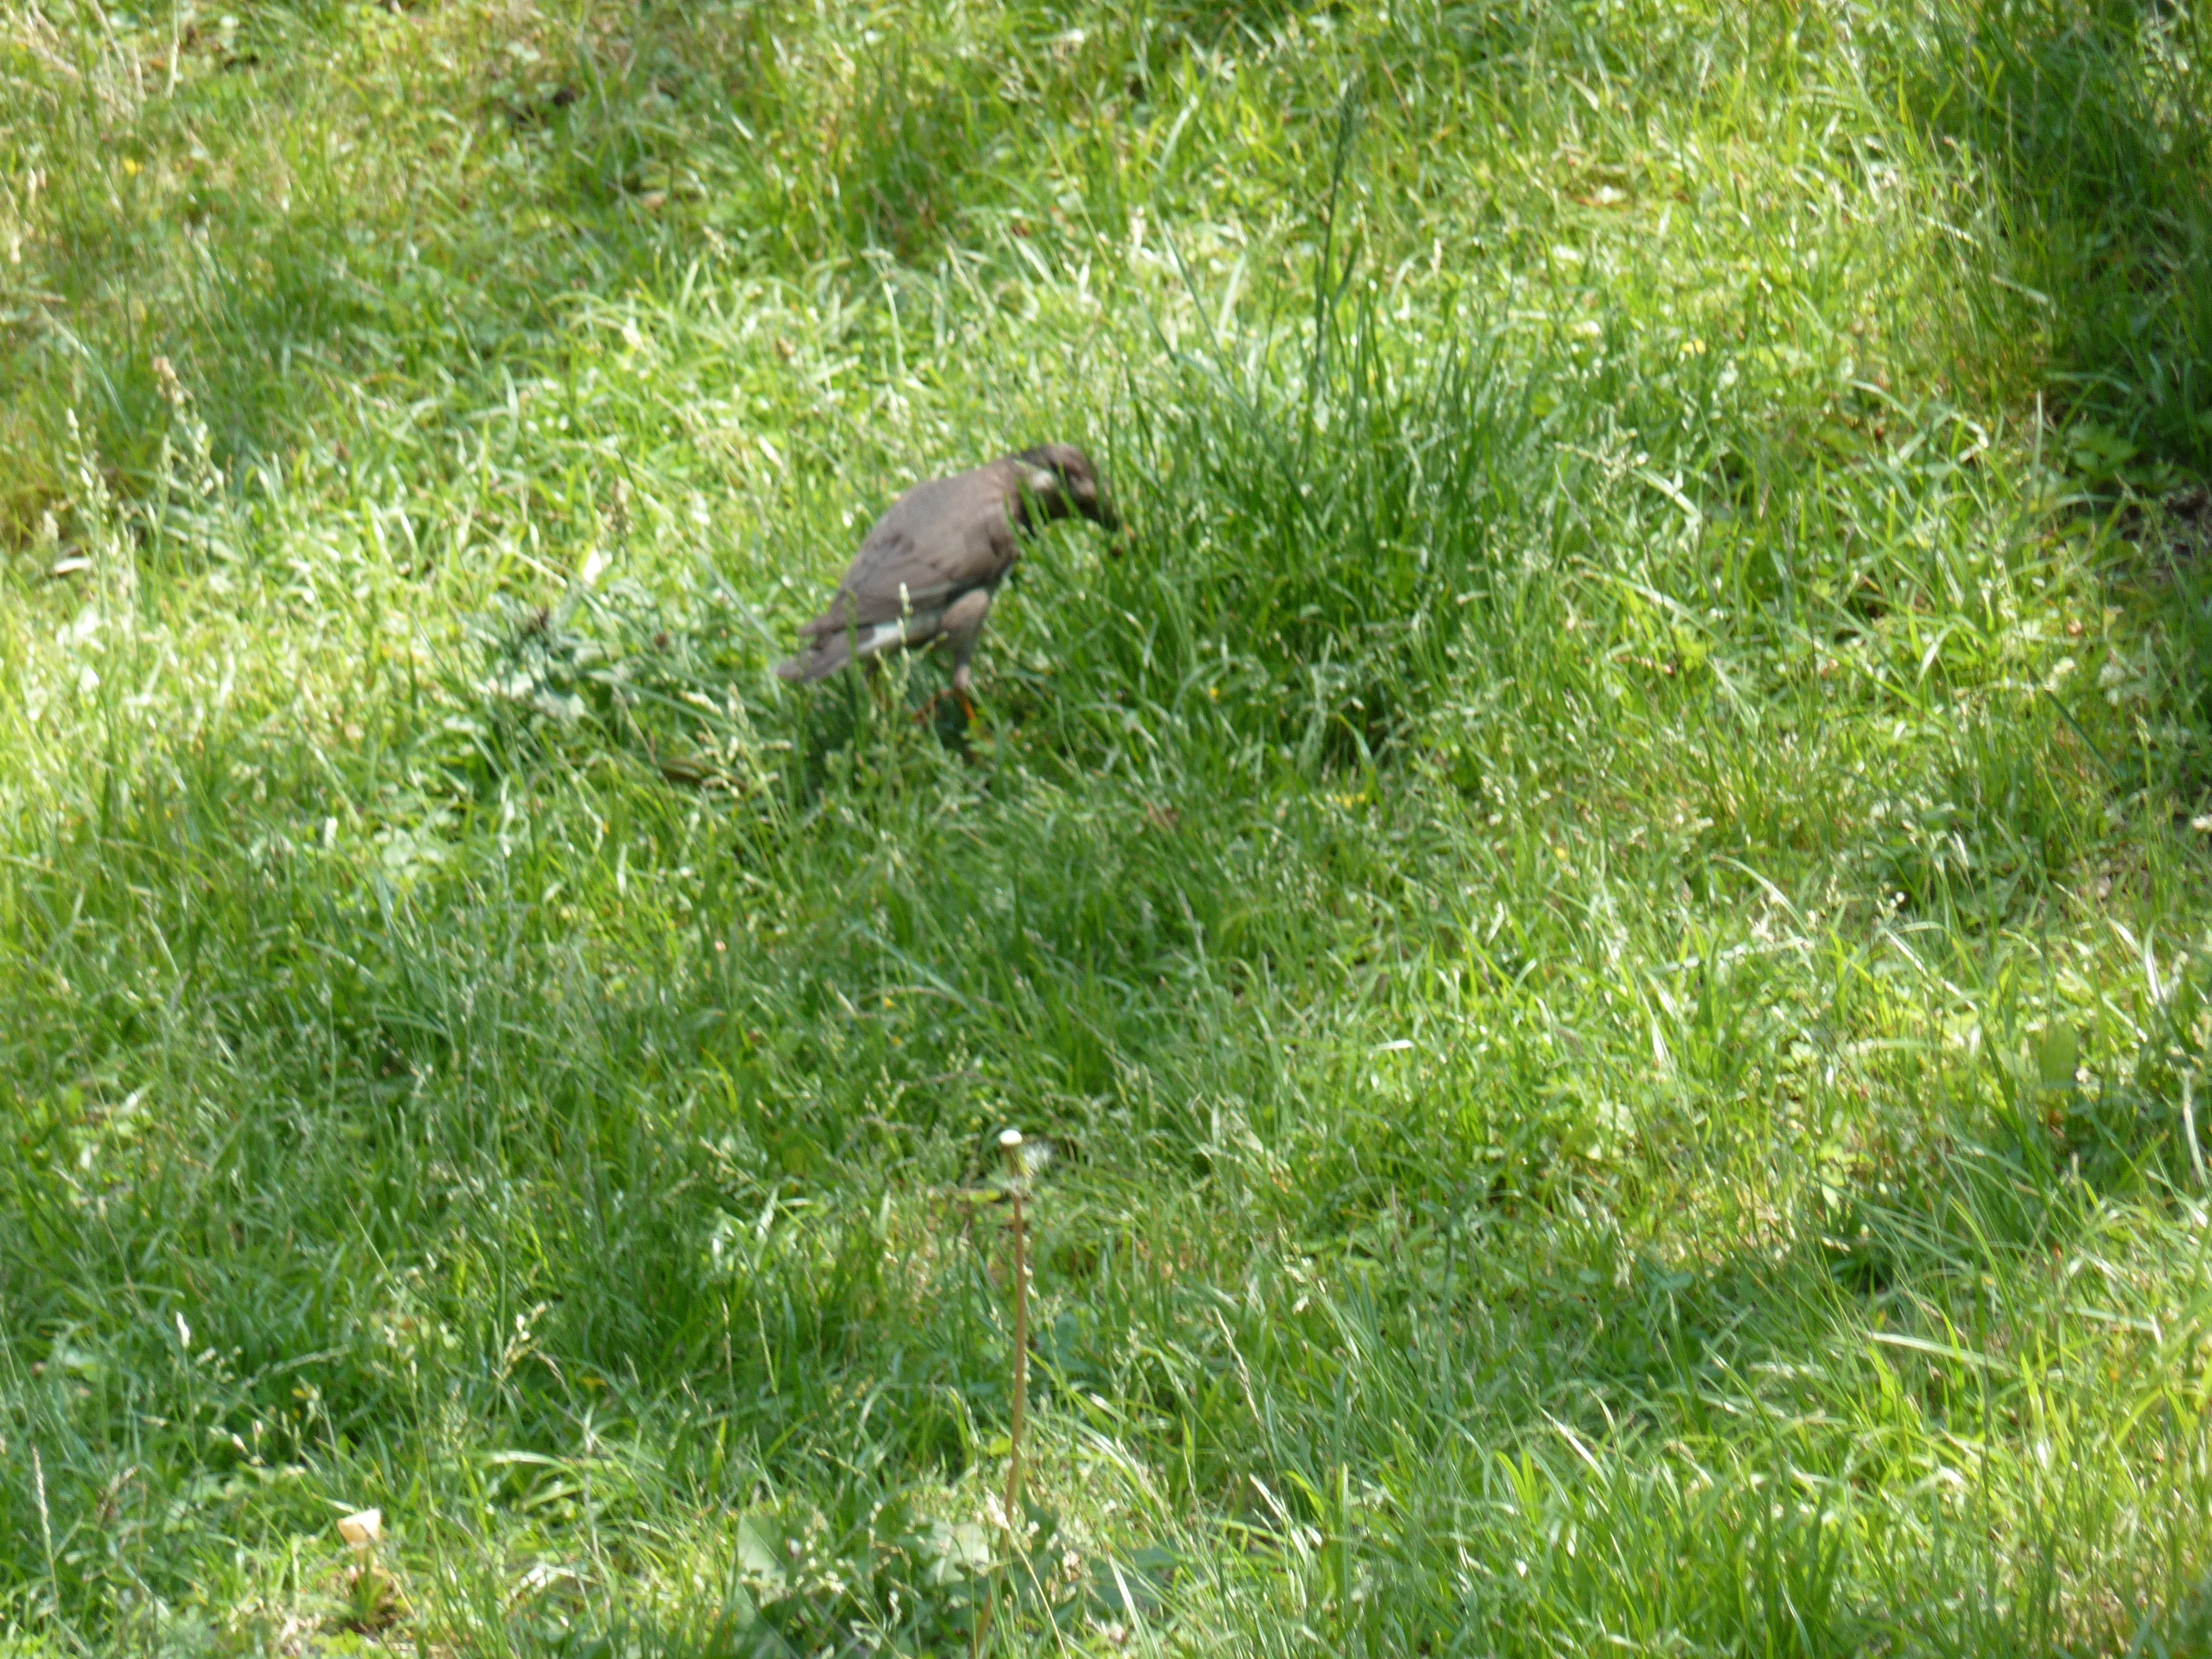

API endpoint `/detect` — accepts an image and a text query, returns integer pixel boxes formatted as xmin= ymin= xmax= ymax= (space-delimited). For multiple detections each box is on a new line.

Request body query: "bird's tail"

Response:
xmin=779 ymin=610 xmax=952 ymax=682
xmin=775 ymin=632 xmax=852 ymax=683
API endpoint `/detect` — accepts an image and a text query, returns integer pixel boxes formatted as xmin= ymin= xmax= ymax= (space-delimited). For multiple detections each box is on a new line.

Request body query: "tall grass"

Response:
xmin=5 ymin=0 xmax=2212 ymax=1653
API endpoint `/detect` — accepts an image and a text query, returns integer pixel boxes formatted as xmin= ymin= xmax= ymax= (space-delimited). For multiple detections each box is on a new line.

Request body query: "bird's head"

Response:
xmin=1012 ymin=444 xmax=1120 ymax=534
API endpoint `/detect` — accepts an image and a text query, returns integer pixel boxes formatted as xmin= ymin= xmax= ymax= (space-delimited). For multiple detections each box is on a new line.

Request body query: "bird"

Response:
xmin=774 ymin=445 xmax=1119 ymax=707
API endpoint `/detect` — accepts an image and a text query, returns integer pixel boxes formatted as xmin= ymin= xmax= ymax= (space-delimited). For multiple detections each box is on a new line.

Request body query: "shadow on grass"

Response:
xmin=1900 ymin=0 xmax=2212 ymax=479
xmin=1 ymin=0 xmax=1057 ymax=535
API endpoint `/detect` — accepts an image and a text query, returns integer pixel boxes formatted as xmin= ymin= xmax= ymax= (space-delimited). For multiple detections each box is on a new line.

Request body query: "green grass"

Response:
xmin=7 ymin=0 xmax=2212 ymax=1652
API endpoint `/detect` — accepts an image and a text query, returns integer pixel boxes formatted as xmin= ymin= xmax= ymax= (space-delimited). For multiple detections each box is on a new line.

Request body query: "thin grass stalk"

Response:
xmin=2186 ymin=1073 xmax=2206 ymax=1188
xmin=972 ymin=1127 xmax=1032 ymax=1658
xmin=1004 ymin=1189 xmax=1030 ymax=1528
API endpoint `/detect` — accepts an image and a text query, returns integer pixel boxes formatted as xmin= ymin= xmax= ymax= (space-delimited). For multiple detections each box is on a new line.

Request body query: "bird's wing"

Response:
xmin=796 ymin=467 xmax=1018 ymax=638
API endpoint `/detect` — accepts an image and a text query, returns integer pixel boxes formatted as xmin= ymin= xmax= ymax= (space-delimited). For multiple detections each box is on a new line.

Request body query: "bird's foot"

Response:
xmin=914 ymin=688 xmax=975 ymax=726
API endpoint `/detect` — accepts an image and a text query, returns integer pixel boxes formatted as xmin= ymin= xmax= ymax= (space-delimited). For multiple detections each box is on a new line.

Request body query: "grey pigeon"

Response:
xmin=775 ymin=444 xmax=1118 ymax=697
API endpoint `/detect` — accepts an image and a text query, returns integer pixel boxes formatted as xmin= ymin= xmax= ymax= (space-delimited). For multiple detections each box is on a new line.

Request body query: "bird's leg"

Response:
xmin=915 ymin=589 xmax=993 ymax=725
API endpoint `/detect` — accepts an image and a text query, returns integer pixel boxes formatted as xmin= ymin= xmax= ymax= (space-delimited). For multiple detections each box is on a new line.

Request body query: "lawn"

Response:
xmin=6 ymin=0 xmax=2212 ymax=1652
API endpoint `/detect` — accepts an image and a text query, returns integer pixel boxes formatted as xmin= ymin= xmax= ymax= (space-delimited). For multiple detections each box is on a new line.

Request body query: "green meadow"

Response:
xmin=6 ymin=0 xmax=2212 ymax=1651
